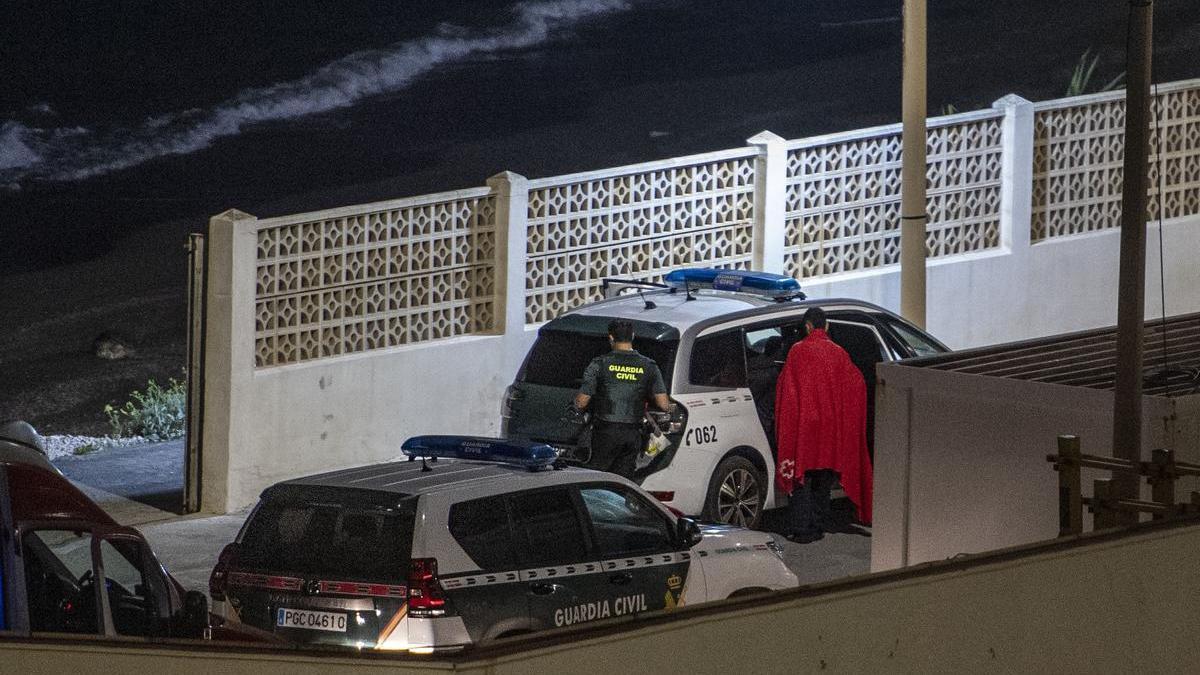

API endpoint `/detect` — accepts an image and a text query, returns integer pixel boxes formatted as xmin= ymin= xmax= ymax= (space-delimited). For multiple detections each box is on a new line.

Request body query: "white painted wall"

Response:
xmin=871 ymin=361 xmax=1200 ymax=572
xmin=203 ymin=213 xmax=1200 ymax=513
xmin=225 ymin=330 xmax=537 ymax=511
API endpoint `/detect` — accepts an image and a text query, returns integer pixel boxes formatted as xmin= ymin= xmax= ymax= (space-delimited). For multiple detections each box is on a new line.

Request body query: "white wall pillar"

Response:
xmin=201 ymin=208 xmax=258 ymax=514
xmin=487 ymin=171 xmax=529 ymax=337
xmin=993 ymin=94 xmax=1035 ymax=253
xmin=748 ymin=131 xmax=788 ymax=274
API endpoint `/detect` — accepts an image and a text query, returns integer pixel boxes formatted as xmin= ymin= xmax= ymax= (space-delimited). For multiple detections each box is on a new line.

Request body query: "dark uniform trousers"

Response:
xmin=590 ymin=422 xmax=644 ymax=479
xmin=788 ymin=469 xmax=839 ymax=542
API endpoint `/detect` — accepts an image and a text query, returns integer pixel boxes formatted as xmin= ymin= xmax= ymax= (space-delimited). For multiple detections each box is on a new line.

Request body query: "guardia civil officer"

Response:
xmin=573 ymin=320 xmax=670 ymax=479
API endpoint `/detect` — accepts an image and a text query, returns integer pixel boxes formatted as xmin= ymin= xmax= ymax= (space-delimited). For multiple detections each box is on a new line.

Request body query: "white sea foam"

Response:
xmin=0 ymin=0 xmax=630 ymax=185
xmin=0 ymin=122 xmax=42 ymax=171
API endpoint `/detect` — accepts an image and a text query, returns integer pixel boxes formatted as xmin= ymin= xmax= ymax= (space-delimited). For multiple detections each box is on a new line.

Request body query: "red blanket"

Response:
xmin=774 ymin=329 xmax=873 ymax=524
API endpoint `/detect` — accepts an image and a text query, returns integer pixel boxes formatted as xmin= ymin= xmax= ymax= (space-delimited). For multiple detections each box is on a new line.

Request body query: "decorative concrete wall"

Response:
xmin=200 ymin=80 xmax=1200 ymax=514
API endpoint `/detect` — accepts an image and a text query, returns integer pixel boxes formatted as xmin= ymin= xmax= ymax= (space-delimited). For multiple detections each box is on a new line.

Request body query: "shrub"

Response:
xmin=104 ymin=378 xmax=187 ymax=441
xmin=1067 ymin=49 xmax=1125 ymax=97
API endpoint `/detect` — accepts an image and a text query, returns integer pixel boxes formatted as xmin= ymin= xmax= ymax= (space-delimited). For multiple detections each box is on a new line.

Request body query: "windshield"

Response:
xmin=238 ymin=489 xmax=417 ymax=583
xmin=522 ymin=330 xmax=678 ymax=390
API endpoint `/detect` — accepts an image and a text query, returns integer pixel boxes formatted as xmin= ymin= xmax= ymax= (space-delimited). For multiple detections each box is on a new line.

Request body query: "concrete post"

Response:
xmin=747 ymin=131 xmax=788 ymax=275
xmin=992 ymin=94 xmax=1035 ymax=253
xmin=201 ymin=209 xmax=258 ymax=513
xmin=900 ymin=0 xmax=928 ymax=329
xmin=487 ymin=171 xmax=530 ymax=339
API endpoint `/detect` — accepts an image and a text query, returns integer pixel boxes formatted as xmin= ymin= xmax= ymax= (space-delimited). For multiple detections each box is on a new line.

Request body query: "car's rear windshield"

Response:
xmin=237 ymin=487 xmax=417 ymax=583
xmin=522 ymin=330 xmax=677 ymax=390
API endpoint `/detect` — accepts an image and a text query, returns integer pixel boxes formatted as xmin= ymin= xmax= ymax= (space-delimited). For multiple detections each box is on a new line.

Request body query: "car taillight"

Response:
xmin=667 ymin=399 xmax=686 ymax=434
xmin=209 ymin=543 xmax=238 ymax=601
xmin=649 ymin=491 xmax=675 ymax=503
xmin=407 ymin=558 xmax=448 ymax=617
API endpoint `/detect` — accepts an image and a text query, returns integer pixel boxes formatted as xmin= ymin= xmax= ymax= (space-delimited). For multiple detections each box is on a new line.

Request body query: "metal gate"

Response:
xmin=183 ymin=232 xmax=207 ymax=513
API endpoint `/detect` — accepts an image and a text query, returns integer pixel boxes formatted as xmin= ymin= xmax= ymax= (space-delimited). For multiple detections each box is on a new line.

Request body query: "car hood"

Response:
xmin=694 ymin=523 xmax=775 ymax=550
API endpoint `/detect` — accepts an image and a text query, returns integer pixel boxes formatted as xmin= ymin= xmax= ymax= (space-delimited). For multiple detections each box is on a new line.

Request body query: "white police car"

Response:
xmin=209 ymin=437 xmax=797 ymax=652
xmin=503 ymin=268 xmax=948 ymax=528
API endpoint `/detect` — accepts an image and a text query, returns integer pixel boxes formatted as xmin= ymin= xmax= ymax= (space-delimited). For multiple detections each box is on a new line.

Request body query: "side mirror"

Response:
xmin=676 ymin=517 xmax=703 ymax=549
xmin=182 ymin=590 xmax=210 ymax=638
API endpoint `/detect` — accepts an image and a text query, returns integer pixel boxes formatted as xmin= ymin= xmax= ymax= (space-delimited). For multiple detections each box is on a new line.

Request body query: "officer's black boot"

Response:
xmin=810 ymin=469 xmax=837 ymax=534
xmin=787 ymin=483 xmax=823 ymax=544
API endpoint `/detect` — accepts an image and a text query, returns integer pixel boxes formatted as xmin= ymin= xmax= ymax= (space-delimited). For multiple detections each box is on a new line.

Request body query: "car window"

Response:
xmin=882 ymin=316 xmax=944 ymax=357
xmin=523 ymin=330 xmax=678 ymax=390
xmin=690 ymin=329 xmax=747 ymax=388
xmin=449 ymin=496 xmax=517 ymax=571
xmin=509 ymin=489 xmax=588 ymax=566
xmin=238 ymin=496 xmax=417 ymax=582
xmin=100 ymin=538 xmax=164 ymax=637
xmin=579 ymin=486 xmax=674 ymax=557
xmin=22 ymin=530 xmax=100 ymax=635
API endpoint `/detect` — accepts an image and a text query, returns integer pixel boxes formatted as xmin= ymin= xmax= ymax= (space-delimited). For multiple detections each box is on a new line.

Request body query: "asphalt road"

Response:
xmin=55 ymin=439 xmax=185 ymax=513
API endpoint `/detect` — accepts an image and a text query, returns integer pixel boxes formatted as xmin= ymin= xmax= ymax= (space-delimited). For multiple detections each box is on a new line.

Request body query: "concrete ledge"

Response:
xmin=7 ymin=517 xmax=1200 ymax=673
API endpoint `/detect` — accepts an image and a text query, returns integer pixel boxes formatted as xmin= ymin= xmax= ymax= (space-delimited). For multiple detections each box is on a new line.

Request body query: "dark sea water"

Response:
xmin=1 ymin=0 xmax=1198 ymax=272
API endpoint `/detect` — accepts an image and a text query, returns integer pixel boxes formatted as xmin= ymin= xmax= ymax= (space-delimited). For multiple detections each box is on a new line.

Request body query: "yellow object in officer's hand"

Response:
xmin=646 ymin=431 xmax=669 ymax=456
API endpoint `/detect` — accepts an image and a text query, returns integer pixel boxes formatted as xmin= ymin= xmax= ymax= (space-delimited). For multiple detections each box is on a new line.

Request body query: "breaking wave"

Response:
xmin=0 ymin=0 xmax=629 ymax=187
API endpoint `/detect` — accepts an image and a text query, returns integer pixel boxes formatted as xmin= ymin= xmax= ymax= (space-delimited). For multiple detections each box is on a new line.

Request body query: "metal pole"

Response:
xmin=1111 ymin=0 xmax=1154 ymax=517
xmin=1056 ymin=435 xmax=1083 ymax=536
xmin=900 ymin=0 xmax=928 ymax=328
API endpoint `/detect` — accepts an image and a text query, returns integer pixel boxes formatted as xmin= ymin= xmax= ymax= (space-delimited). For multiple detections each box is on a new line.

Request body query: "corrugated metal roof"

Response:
xmin=903 ymin=312 xmax=1200 ymax=398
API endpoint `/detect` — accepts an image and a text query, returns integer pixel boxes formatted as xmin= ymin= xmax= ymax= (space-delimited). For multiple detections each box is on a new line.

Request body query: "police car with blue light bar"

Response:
xmin=503 ymin=267 xmax=949 ymax=528
xmin=209 ymin=436 xmax=797 ymax=652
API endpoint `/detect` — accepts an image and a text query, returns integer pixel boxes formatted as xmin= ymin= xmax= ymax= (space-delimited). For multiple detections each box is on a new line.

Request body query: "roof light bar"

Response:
xmin=664 ymin=268 xmax=803 ymax=298
xmin=400 ymin=436 xmax=558 ymax=470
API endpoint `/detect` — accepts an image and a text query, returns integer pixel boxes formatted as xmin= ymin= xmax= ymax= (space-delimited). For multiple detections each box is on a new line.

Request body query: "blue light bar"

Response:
xmin=664 ymin=268 xmax=802 ymax=298
xmin=400 ymin=435 xmax=558 ymax=470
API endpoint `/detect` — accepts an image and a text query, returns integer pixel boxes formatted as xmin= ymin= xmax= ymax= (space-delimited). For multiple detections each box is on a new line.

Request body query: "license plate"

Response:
xmin=276 ymin=608 xmax=348 ymax=632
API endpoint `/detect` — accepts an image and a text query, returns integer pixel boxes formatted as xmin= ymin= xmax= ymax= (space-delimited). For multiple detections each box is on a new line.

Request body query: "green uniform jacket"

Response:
xmin=578 ymin=349 xmax=667 ymax=425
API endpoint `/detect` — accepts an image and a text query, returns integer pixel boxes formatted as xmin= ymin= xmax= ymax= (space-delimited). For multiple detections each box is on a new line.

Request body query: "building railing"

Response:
xmin=1031 ymin=79 xmax=1200 ymax=242
xmin=235 ymin=78 xmax=1200 ymax=368
xmin=783 ymin=109 xmax=1004 ymax=278
xmin=251 ymin=188 xmax=498 ymax=368
xmin=524 ymin=148 xmax=759 ymax=324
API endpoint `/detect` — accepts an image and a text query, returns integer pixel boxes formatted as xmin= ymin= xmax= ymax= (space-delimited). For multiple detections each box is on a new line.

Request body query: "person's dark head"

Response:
xmin=802 ymin=307 xmax=826 ymax=335
xmin=608 ymin=320 xmax=635 ymax=346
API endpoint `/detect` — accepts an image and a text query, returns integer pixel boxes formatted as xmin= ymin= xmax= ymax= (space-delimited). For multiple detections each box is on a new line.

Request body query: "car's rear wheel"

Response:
xmin=703 ymin=456 xmax=765 ymax=528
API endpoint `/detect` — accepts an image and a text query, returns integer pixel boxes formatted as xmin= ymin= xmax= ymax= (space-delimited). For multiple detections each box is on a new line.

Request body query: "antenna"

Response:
xmin=637 ymin=288 xmax=657 ymax=310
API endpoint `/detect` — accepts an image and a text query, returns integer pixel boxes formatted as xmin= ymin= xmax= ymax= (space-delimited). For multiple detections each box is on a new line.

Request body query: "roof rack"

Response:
xmin=600 ymin=277 xmax=671 ymax=300
xmin=400 ymin=436 xmax=558 ymax=471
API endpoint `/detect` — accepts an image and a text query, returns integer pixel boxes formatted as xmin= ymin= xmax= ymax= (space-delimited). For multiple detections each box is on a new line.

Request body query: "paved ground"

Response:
xmin=56 ymin=442 xmax=870 ymax=595
xmin=55 ymin=439 xmax=185 ymax=513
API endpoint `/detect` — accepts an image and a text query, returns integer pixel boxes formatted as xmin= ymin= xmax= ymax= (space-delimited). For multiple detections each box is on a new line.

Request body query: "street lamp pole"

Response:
xmin=1111 ymin=0 xmax=1155 ymax=516
xmin=900 ymin=0 xmax=928 ymax=329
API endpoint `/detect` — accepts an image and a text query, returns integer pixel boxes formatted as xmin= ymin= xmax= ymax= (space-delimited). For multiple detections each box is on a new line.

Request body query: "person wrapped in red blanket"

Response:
xmin=774 ymin=307 xmax=872 ymax=542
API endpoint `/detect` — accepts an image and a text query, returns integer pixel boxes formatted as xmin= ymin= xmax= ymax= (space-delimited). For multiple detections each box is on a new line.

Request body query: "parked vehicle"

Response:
xmin=210 ymin=436 xmax=797 ymax=652
xmin=502 ymin=268 xmax=949 ymax=527
xmin=0 ymin=421 xmax=270 ymax=642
